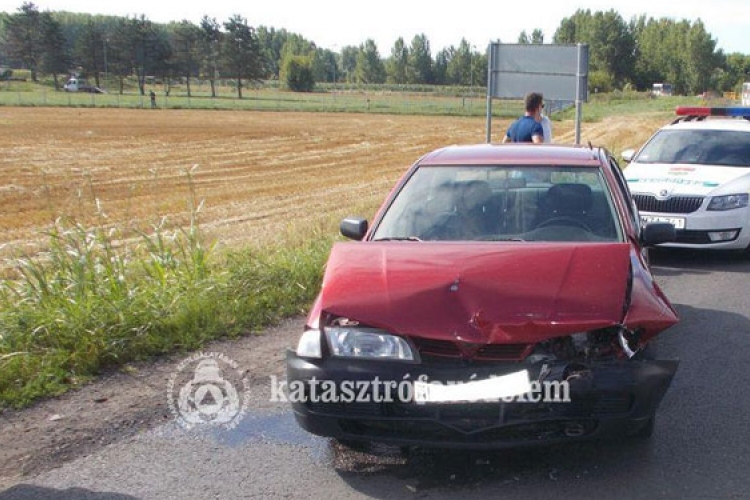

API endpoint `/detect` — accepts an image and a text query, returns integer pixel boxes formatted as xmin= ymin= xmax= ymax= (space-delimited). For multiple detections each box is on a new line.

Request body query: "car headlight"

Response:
xmin=325 ymin=326 xmax=414 ymax=361
xmin=707 ymin=193 xmax=748 ymax=211
xmin=296 ymin=329 xmax=323 ymax=359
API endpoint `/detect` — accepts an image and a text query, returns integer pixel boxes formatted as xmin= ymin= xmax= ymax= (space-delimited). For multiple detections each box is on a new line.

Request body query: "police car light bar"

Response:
xmin=675 ymin=106 xmax=750 ymax=117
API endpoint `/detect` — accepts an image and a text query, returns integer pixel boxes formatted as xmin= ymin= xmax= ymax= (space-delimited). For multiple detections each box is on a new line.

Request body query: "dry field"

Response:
xmin=0 ymin=108 xmax=670 ymax=259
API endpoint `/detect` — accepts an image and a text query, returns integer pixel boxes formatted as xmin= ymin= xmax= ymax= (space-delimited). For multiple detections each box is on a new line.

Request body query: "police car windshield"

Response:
xmin=636 ymin=129 xmax=750 ymax=167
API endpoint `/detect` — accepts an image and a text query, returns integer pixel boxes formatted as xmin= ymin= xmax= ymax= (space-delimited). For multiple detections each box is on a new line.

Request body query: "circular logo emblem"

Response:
xmin=658 ymin=189 xmax=671 ymax=198
xmin=167 ymin=352 xmax=250 ymax=430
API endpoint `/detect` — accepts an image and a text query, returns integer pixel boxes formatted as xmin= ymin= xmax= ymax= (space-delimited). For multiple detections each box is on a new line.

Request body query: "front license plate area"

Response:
xmin=414 ymin=370 xmax=531 ymax=404
xmin=641 ymin=215 xmax=685 ymax=229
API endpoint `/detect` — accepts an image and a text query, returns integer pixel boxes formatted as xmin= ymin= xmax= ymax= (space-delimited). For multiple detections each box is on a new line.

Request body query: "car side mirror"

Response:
xmin=621 ymin=149 xmax=636 ymax=163
xmin=641 ymin=222 xmax=676 ymax=247
xmin=340 ymin=217 xmax=368 ymax=241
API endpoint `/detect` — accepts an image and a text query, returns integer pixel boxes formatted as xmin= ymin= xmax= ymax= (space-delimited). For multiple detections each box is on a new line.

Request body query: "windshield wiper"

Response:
xmin=475 ymin=236 xmax=526 ymax=242
xmin=372 ymin=236 xmax=423 ymax=242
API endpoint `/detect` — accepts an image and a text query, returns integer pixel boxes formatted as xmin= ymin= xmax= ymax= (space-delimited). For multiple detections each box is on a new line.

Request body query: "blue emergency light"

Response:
xmin=675 ymin=106 xmax=750 ymax=117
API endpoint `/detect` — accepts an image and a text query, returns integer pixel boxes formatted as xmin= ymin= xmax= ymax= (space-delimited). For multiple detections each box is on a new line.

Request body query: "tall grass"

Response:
xmin=0 ymin=173 xmax=334 ymax=408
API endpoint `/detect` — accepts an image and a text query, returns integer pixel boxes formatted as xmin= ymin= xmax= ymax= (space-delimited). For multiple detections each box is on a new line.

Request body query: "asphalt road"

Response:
xmin=2 ymin=248 xmax=749 ymax=500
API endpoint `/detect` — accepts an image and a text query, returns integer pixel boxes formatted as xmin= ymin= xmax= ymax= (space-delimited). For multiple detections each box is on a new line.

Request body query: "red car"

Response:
xmin=287 ymin=144 xmax=680 ymax=449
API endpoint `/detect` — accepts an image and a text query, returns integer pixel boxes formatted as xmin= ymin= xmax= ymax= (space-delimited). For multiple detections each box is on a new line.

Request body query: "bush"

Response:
xmin=280 ymin=55 xmax=315 ymax=92
xmin=589 ymin=70 xmax=615 ymax=94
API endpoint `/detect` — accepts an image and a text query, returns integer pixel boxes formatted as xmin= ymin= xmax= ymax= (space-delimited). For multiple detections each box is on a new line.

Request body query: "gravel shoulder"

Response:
xmin=0 ymin=317 xmax=305 ymax=489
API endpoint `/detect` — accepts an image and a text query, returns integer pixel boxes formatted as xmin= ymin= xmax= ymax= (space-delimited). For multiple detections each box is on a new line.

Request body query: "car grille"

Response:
xmin=411 ymin=337 xmax=531 ymax=362
xmin=633 ymin=194 xmax=704 ymax=214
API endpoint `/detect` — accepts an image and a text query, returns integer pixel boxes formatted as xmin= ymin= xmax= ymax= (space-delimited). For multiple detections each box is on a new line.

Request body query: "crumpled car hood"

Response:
xmin=318 ymin=242 xmax=635 ymax=344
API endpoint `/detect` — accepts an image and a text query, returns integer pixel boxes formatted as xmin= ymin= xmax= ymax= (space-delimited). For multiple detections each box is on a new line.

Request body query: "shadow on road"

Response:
xmin=0 ymin=485 xmax=140 ymax=500
xmin=649 ymin=247 xmax=750 ymax=276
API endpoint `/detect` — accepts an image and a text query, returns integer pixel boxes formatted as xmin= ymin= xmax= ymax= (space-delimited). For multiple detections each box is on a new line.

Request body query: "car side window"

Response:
xmin=608 ymin=156 xmax=640 ymax=235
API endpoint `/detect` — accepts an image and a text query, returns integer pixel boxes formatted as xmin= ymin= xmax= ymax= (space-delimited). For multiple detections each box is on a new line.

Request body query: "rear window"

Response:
xmin=635 ymin=129 xmax=750 ymax=167
xmin=371 ymin=165 xmax=622 ymax=243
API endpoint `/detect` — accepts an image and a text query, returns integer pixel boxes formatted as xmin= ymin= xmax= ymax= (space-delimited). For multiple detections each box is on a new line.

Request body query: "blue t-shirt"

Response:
xmin=506 ymin=116 xmax=544 ymax=143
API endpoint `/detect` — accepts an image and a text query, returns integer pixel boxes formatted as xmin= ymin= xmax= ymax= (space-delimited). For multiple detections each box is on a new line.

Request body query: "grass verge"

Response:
xmin=0 ymin=207 xmax=335 ymax=409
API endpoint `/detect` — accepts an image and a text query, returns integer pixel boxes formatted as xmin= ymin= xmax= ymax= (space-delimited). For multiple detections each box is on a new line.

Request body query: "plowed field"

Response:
xmin=0 ymin=108 xmax=669 ymax=258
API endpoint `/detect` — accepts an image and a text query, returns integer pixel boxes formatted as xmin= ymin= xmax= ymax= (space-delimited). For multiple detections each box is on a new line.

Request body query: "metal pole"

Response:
xmin=485 ymin=43 xmax=495 ymax=143
xmin=103 ymin=38 xmax=108 ymax=91
xmin=575 ymin=43 xmax=583 ymax=145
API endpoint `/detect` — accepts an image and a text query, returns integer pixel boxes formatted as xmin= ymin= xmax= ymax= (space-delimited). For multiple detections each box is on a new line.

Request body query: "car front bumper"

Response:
xmin=286 ymin=350 xmax=679 ymax=449
xmin=640 ymin=208 xmax=750 ymax=250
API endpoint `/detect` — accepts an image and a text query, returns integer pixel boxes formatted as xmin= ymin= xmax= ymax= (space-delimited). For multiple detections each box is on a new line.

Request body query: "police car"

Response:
xmin=622 ymin=107 xmax=750 ymax=251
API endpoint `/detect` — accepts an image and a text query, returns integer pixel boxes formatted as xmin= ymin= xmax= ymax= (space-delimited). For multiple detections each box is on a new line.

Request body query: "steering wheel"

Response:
xmin=421 ymin=213 xmax=463 ymax=240
xmin=534 ymin=216 xmax=593 ymax=232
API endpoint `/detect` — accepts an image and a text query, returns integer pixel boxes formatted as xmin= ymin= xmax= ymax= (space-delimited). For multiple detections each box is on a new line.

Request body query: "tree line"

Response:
xmin=1 ymin=3 xmax=749 ymax=97
xmin=553 ymin=9 xmax=749 ymax=95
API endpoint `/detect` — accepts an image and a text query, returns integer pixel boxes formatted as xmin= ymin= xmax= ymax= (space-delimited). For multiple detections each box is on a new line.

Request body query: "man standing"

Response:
xmin=503 ymin=92 xmax=544 ymax=144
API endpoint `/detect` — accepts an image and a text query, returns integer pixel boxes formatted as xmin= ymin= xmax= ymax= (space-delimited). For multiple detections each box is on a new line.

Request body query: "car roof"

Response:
xmin=662 ymin=118 xmax=750 ymax=132
xmin=417 ymin=144 xmax=604 ymax=167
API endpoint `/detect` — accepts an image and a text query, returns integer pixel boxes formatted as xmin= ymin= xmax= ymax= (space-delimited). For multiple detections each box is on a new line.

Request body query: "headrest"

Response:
xmin=546 ymin=183 xmax=592 ymax=213
xmin=461 ymin=180 xmax=493 ymax=211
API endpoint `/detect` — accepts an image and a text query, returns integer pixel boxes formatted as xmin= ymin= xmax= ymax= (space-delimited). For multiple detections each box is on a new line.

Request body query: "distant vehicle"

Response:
xmin=652 ymin=83 xmax=673 ymax=97
xmin=63 ymin=77 xmax=104 ymax=94
xmin=742 ymin=83 xmax=750 ymax=106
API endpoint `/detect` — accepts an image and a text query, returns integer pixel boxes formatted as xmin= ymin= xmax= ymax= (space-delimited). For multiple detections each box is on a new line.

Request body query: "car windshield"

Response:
xmin=635 ymin=129 xmax=750 ymax=167
xmin=372 ymin=165 xmax=622 ymax=243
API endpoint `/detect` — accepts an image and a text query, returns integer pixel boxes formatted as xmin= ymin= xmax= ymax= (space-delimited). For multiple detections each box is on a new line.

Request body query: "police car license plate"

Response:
xmin=641 ymin=215 xmax=685 ymax=229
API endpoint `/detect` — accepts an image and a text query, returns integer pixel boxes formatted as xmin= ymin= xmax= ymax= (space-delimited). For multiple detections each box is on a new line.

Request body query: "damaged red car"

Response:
xmin=287 ymin=144 xmax=680 ymax=449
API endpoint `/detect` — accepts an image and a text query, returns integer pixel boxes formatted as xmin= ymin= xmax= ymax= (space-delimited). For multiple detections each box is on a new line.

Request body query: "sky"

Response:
xmin=1 ymin=0 xmax=748 ymax=55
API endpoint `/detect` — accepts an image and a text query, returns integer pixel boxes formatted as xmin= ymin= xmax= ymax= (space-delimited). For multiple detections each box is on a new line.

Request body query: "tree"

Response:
xmin=221 ymin=14 xmax=264 ymax=99
xmin=553 ymin=9 xmax=635 ymax=87
xmin=519 ymin=29 xmax=543 ymax=45
xmin=684 ymin=20 xmax=719 ymax=94
xmin=315 ymin=48 xmax=337 ymax=84
xmin=125 ymin=16 xmax=171 ymax=96
xmin=340 ymin=45 xmax=358 ymax=83
xmin=386 ymin=37 xmax=408 ymax=84
xmin=407 ymin=34 xmax=432 ymax=84
xmin=631 ymin=16 xmax=723 ymax=94
xmin=433 ymin=48 xmax=450 ymax=85
xmin=39 ymin=11 xmax=69 ymax=89
xmin=3 ymin=2 xmax=44 ymax=81
xmin=170 ymin=20 xmax=201 ymax=97
xmin=256 ymin=26 xmax=289 ymax=79
xmin=74 ymin=20 xmax=104 ymax=87
xmin=197 ymin=16 xmax=221 ymax=97
xmin=445 ymin=42 xmax=465 ymax=85
xmin=720 ymin=52 xmax=750 ymax=92
xmin=354 ymin=39 xmax=385 ymax=84
xmin=106 ymin=17 xmax=132 ymax=94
